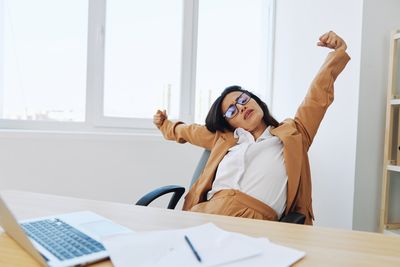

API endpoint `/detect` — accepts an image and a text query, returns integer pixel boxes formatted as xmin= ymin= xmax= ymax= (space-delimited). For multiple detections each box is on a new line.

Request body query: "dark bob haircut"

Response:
xmin=205 ymin=85 xmax=279 ymax=133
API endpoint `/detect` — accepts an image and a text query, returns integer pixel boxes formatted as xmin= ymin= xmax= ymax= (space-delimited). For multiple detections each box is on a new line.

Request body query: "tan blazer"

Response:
xmin=160 ymin=50 xmax=350 ymax=225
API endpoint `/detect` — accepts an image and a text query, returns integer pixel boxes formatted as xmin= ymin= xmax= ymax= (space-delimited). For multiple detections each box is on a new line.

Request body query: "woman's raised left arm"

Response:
xmin=294 ymin=31 xmax=351 ymax=149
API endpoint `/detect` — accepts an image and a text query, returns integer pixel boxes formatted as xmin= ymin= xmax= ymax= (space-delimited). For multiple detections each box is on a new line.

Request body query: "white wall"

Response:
xmin=273 ymin=0 xmax=363 ymax=229
xmin=353 ymin=0 xmax=400 ymax=232
xmin=0 ymin=131 xmax=202 ymax=208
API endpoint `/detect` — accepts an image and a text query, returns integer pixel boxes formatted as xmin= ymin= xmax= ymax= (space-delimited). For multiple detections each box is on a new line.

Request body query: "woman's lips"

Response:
xmin=244 ymin=109 xmax=254 ymax=120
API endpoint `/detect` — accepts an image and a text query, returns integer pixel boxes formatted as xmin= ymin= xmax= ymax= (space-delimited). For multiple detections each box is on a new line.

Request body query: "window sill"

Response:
xmin=0 ymin=128 xmax=164 ymax=141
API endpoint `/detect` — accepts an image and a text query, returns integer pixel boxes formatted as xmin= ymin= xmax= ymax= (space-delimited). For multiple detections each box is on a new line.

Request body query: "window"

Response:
xmin=103 ymin=0 xmax=182 ymax=120
xmin=195 ymin=0 xmax=273 ymax=123
xmin=0 ymin=0 xmax=88 ymax=122
xmin=0 ymin=0 xmax=275 ymax=132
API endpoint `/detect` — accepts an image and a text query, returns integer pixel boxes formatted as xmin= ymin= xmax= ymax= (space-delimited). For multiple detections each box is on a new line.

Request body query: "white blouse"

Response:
xmin=207 ymin=126 xmax=288 ymax=218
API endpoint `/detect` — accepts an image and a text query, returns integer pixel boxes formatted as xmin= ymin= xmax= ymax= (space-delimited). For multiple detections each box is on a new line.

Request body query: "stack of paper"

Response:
xmin=101 ymin=223 xmax=305 ymax=267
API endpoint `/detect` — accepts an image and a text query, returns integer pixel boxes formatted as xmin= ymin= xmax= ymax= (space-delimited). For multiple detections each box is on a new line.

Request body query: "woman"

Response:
xmin=153 ymin=31 xmax=350 ymax=225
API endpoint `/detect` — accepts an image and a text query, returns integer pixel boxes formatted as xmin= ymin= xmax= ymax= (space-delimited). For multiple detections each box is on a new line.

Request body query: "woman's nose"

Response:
xmin=240 ymin=106 xmax=247 ymax=113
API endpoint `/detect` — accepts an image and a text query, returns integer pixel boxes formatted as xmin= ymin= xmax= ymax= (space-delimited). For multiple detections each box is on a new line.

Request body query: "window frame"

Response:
xmin=0 ymin=0 xmax=275 ymax=133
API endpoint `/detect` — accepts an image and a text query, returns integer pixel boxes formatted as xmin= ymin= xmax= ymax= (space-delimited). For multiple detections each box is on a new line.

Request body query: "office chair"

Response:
xmin=136 ymin=150 xmax=306 ymax=224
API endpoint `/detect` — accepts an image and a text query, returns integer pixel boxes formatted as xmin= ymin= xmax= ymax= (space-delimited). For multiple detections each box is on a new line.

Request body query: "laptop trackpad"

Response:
xmin=79 ymin=220 xmax=134 ymax=238
xmin=58 ymin=211 xmax=133 ymax=238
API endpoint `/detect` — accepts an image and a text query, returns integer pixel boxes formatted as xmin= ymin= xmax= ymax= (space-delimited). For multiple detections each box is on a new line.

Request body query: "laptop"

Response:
xmin=0 ymin=194 xmax=133 ymax=267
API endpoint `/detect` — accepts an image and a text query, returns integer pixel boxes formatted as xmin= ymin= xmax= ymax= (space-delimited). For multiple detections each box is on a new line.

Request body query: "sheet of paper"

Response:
xmin=101 ymin=223 xmax=305 ymax=267
xmin=223 ymin=239 xmax=306 ymax=267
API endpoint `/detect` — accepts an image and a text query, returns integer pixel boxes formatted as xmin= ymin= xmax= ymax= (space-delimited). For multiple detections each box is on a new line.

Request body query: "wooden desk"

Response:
xmin=0 ymin=191 xmax=399 ymax=267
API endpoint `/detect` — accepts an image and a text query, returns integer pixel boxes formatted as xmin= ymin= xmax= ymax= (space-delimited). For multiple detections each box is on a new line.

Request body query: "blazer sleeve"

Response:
xmin=294 ymin=49 xmax=350 ymax=150
xmin=158 ymin=119 xmax=219 ymax=150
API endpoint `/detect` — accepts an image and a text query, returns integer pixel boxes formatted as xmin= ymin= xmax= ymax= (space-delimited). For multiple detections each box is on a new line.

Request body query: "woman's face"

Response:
xmin=221 ymin=91 xmax=265 ymax=132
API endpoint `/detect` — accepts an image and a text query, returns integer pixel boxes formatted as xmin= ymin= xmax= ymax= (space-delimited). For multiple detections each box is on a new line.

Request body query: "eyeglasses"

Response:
xmin=223 ymin=92 xmax=251 ymax=119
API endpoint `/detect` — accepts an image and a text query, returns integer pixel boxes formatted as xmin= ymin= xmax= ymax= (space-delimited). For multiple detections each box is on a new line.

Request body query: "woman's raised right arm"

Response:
xmin=153 ymin=110 xmax=218 ymax=150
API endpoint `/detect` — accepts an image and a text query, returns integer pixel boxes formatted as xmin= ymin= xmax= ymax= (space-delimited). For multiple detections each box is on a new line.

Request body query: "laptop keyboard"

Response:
xmin=21 ymin=218 xmax=105 ymax=261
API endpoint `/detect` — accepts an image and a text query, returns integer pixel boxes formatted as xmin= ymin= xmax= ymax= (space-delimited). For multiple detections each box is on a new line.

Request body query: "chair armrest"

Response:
xmin=135 ymin=185 xmax=185 ymax=209
xmin=280 ymin=212 xmax=306 ymax=224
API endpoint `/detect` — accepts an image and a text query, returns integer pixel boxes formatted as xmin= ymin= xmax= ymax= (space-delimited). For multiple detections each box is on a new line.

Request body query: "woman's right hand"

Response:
xmin=317 ymin=31 xmax=347 ymax=52
xmin=153 ymin=110 xmax=168 ymax=128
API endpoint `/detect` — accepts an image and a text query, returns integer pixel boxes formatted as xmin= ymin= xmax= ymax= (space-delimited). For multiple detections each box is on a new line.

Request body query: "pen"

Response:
xmin=184 ymin=235 xmax=202 ymax=263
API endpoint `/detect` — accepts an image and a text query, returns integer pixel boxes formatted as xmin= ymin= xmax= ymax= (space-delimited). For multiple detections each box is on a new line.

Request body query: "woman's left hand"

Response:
xmin=317 ymin=31 xmax=347 ymax=52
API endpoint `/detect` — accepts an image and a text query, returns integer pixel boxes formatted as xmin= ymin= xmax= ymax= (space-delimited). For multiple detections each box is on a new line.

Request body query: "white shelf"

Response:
xmin=384 ymin=229 xmax=400 ymax=236
xmin=394 ymin=32 xmax=400 ymax=40
xmin=391 ymin=99 xmax=400 ymax=105
xmin=387 ymin=164 xmax=400 ymax=172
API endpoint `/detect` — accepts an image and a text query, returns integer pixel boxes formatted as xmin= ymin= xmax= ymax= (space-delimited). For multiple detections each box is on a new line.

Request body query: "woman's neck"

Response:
xmin=250 ymin=122 xmax=268 ymax=140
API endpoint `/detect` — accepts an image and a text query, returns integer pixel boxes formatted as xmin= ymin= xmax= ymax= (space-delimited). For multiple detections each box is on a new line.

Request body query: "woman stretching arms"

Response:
xmin=153 ymin=31 xmax=350 ymax=225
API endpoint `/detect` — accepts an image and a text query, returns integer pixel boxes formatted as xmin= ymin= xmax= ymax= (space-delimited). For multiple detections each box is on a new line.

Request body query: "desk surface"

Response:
xmin=0 ymin=191 xmax=399 ymax=267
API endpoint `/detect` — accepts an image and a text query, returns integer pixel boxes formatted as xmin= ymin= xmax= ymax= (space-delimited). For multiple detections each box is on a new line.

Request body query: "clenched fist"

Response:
xmin=317 ymin=31 xmax=347 ymax=51
xmin=153 ymin=110 xmax=167 ymax=129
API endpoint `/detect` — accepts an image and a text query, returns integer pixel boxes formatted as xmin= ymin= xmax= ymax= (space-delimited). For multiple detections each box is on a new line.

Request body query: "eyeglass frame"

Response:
xmin=222 ymin=92 xmax=251 ymax=119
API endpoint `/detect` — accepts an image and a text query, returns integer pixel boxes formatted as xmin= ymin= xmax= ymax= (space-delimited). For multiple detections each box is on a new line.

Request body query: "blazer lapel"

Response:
xmin=270 ymin=121 xmax=303 ymax=212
